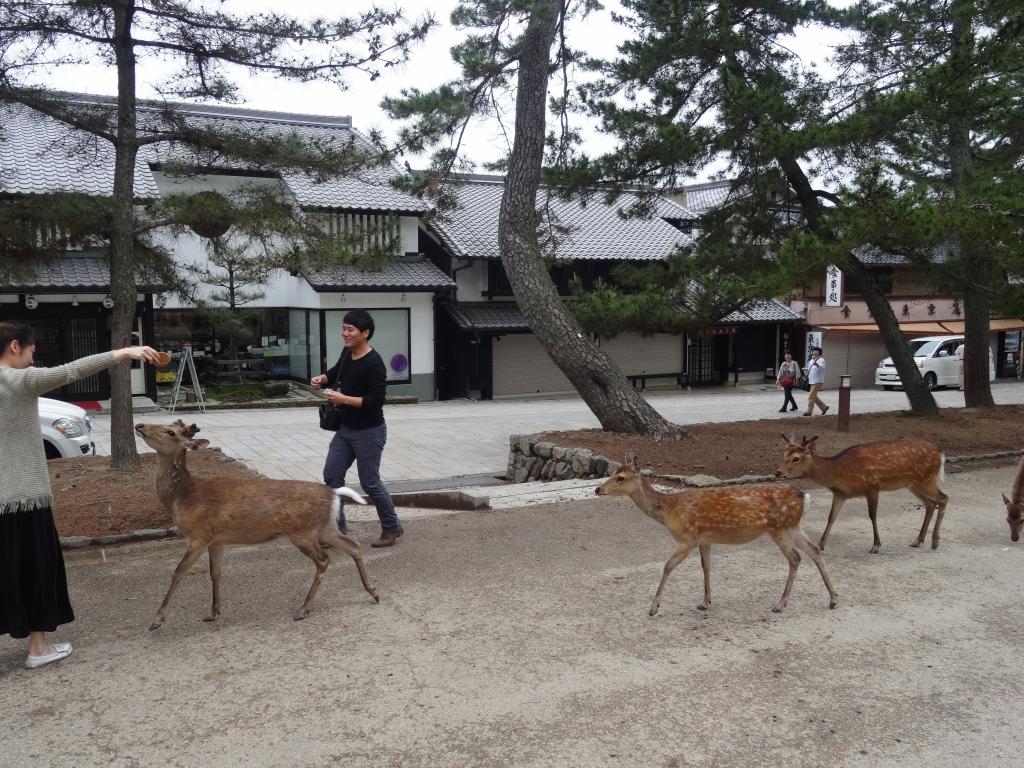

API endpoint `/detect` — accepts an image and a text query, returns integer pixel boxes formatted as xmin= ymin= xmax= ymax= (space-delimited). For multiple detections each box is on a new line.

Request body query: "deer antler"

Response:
xmin=802 ymin=435 xmax=819 ymax=448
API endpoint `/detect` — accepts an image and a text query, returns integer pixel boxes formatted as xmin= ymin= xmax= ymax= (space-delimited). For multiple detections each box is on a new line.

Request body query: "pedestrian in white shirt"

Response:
xmin=803 ymin=346 xmax=830 ymax=416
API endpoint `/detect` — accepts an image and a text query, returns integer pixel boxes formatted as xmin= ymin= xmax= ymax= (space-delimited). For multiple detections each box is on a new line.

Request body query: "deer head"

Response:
xmin=595 ymin=451 xmax=642 ymax=497
xmin=1003 ymin=493 xmax=1023 ymax=543
xmin=135 ymin=421 xmax=210 ymax=455
xmin=776 ymin=434 xmax=819 ymax=478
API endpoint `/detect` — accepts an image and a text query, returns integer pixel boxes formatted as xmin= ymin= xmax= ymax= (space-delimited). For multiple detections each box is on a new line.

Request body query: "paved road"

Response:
xmin=89 ymin=381 xmax=1024 ymax=484
xmin=1 ymin=465 xmax=1021 ymax=767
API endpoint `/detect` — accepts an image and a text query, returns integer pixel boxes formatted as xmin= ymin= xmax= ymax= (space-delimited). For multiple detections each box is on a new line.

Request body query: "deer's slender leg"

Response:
xmin=696 ymin=544 xmax=711 ymax=611
xmin=866 ymin=488 xmax=882 ymax=553
xmin=909 ymin=488 xmax=935 ymax=548
xmin=649 ymin=543 xmax=693 ymax=617
xmin=769 ymin=530 xmax=801 ymax=612
xmin=818 ymin=494 xmax=846 ymax=551
xmin=150 ymin=539 xmax=210 ymax=631
xmin=203 ymin=543 xmax=224 ymax=622
xmin=931 ymin=490 xmax=948 ymax=549
xmin=319 ymin=525 xmax=379 ymax=602
xmin=290 ymin=535 xmax=330 ymax=621
xmin=793 ymin=528 xmax=838 ymax=608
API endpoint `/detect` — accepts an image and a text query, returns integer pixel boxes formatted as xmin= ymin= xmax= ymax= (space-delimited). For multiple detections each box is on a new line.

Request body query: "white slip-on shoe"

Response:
xmin=25 ymin=643 xmax=73 ymax=669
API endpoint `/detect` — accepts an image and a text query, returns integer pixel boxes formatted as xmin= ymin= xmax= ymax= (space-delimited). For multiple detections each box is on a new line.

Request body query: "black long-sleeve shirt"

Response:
xmin=324 ymin=348 xmax=387 ymax=429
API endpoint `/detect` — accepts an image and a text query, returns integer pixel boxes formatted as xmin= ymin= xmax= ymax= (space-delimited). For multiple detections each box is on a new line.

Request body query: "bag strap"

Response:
xmin=332 ymin=349 xmax=350 ymax=390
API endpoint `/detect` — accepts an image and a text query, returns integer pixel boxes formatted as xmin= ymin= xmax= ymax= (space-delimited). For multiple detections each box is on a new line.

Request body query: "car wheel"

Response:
xmin=924 ymin=372 xmax=938 ymax=391
xmin=883 ymin=385 xmax=895 ymax=391
xmin=43 ymin=441 xmax=61 ymax=460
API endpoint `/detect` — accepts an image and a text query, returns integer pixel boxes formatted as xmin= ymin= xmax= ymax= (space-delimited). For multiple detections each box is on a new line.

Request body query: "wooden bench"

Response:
xmin=627 ymin=372 xmax=687 ymax=391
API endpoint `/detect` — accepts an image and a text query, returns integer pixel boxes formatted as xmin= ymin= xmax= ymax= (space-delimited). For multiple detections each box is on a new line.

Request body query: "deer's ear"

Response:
xmin=624 ymin=450 xmax=636 ymax=466
xmin=1004 ymin=492 xmax=1012 ymax=505
xmin=186 ymin=423 xmax=201 ymax=437
xmin=781 ymin=432 xmax=795 ymax=445
xmin=173 ymin=419 xmax=186 ymax=427
xmin=188 ymin=438 xmax=210 ymax=450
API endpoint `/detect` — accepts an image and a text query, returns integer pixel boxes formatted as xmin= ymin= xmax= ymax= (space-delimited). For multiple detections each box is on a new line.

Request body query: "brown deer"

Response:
xmin=136 ymin=420 xmax=379 ymax=630
xmin=1001 ymin=455 xmax=1024 ymax=542
xmin=776 ymin=434 xmax=948 ymax=554
xmin=595 ymin=452 xmax=838 ymax=616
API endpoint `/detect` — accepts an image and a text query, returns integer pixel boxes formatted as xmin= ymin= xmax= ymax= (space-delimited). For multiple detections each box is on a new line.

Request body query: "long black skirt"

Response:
xmin=0 ymin=505 xmax=74 ymax=639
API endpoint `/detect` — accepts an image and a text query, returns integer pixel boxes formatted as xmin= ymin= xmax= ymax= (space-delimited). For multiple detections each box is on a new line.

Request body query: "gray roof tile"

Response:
xmin=721 ymin=299 xmax=803 ymax=323
xmin=852 ymin=242 xmax=953 ymax=266
xmin=680 ymin=180 xmax=734 ymax=216
xmin=1 ymin=98 xmax=428 ymax=212
xmin=428 ymin=175 xmax=695 ymax=261
xmin=442 ymin=302 xmax=528 ymax=332
xmin=0 ymin=254 xmax=161 ymax=292
xmin=304 ymin=257 xmax=454 ymax=291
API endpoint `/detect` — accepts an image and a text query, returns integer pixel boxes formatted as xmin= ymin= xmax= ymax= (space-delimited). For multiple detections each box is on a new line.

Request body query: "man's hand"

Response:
xmin=310 ymin=374 xmax=328 ymax=390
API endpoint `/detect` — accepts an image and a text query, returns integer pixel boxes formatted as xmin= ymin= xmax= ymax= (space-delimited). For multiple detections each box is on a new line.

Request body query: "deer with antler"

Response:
xmin=776 ymin=434 xmax=948 ymax=553
xmin=1001 ymin=456 xmax=1024 ymax=542
xmin=596 ymin=452 xmax=838 ymax=616
xmin=136 ymin=420 xmax=379 ymax=629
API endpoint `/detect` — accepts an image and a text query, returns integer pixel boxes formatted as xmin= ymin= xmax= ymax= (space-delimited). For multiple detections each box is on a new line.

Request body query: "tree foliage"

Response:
xmin=0 ymin=1 xmax=431 ymax=468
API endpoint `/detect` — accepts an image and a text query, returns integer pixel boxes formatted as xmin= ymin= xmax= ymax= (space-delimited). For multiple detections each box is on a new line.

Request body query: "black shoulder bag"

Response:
xmin=318 ymin=350 xmax=349 ymax=431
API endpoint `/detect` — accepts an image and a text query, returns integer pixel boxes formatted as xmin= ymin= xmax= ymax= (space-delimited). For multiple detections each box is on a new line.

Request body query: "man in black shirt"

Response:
xmin=312 ymin=309 xmax=403 ymax=547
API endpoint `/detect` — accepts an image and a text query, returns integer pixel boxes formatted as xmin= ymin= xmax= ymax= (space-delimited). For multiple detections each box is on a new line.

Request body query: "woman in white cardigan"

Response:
xmin=0 ymin=321 xmax=160 ymax=669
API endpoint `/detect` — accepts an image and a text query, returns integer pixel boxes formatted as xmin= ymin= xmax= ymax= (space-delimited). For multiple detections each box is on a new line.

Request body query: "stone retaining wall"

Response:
xmin=506 ymin=434 xmax=617 ymax=483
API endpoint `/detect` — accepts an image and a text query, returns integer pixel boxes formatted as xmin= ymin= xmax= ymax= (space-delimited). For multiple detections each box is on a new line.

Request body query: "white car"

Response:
xmin=39 ymin=397 xmax=95 ymax=459
xmin=875 ymin=334 xmax=994 ymax=391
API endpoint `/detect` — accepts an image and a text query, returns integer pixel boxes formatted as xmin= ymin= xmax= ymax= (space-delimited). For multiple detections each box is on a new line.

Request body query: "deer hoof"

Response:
xmin=931 ymin=541 xmax=940 ymax=550
xmin=648 ymin=606 xmax=659 ymax=617
xmin=772 ymin=606 xmax=783 ymax=613
xmin=148 ymin=618 xmax=163 ymax=631
xmin=829 ymin=600 xmax=837 ymax=609
xmin=909 ymin=540 xmax=922 ymax=548
xmin=869 ymin=545 xmax=880 ymax=554
xmin=696 ymin=604 xmax=707 ymax=611
xmin=292 ymin=608 xmax=311 ymax=622
xmin=202 ymin=613 xmax=219 ymax=623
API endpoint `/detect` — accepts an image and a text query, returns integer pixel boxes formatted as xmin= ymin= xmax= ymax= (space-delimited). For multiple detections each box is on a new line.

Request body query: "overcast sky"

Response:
xmin=35 ymin=0 xmax=845 ymax=181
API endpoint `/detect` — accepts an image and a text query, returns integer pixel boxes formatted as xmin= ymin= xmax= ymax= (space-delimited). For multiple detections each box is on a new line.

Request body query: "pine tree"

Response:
xmin=386 ymin=0 xmax=678 ymax=436
xmin=0 ymin=1 xmax=431 ymax=469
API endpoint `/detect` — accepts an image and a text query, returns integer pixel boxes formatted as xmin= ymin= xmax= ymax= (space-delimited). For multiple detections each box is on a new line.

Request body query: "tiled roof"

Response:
xmin=304 ymin=257 xmax=454 ymax=292
xmin=0 ymin=102 xmax=160 ymax=198
xmin=0 ymin=97 xmax=428 ymax=212
xmin=427 ymin=175 xmax=695 ymax=261
xmin=720 ymin=299 xmax=803 ymax=324
xmin=851 ymin=242 xmax=954 ymax=267
xmin=442 ymin=302 xmax=528 ymax=332
xmin=0 ymin=254 xmax=161 ymax=292
xmin=681 ymin=180 xmax=734 ymax=216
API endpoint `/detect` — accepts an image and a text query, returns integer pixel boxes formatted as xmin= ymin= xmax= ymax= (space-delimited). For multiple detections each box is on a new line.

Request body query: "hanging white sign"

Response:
xmin=825 ymin=264 xmax=843 ymax=307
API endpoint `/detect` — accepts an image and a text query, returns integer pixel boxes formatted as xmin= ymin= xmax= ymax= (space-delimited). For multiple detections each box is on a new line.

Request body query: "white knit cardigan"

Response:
xmin=0 ymin=352 xmax=116 ymax=514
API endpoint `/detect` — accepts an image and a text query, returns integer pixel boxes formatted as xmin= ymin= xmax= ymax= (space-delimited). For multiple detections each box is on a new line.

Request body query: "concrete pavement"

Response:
xmin=1 ymin=464 xmax=1021 ymax=767
xmin=88 ymin=381 xmax=1024 ymax=485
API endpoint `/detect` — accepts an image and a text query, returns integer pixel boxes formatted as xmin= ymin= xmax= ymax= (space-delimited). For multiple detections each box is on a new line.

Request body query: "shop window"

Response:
xmin=324 ymin=308 xmax=411 ymax=384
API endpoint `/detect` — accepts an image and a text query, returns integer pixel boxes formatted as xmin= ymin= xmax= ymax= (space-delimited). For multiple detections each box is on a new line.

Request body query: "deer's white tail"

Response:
xmin=939 ymin=454 xmax=946 ymax=488
xmin=333 ymin=486 xmax=367 ymax=505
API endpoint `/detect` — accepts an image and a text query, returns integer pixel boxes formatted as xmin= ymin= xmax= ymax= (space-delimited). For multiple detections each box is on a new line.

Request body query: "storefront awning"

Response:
xmin=818 ymin=319 xmax=1024 ymax=334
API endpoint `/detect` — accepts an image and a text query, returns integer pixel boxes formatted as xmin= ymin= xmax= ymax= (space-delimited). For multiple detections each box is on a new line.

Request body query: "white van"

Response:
xmin=875 ymin=335 xmax=994 ymax=391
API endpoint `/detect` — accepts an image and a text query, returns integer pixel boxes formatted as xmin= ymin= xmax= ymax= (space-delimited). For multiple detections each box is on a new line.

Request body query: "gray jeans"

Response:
xmin=323 ymin=423 xmax=401 ymax=533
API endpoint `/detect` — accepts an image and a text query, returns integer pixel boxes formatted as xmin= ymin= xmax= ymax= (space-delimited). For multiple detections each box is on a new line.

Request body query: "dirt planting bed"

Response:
xmin=542 ymin=405 xmax=1024 ymax=480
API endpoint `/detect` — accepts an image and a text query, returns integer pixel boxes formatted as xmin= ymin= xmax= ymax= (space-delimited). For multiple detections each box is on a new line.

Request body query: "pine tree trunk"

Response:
xmin=948 ymin=6 xmax=994 ymax=408
xmin=109 ymin=3 xmax=142 ymax=470
xmin=847 ymin=263 xmax=939 ymax=417
xmin=496 ymin=1 xmax=676 ymax=436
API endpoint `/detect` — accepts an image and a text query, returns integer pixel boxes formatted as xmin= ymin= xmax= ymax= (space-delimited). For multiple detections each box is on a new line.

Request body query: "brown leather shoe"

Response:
xmin=371 ymin=528 xmax=404 ymax=548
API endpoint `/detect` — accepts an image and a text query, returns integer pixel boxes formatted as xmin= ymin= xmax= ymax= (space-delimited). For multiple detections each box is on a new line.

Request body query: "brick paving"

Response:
xmin=89 ymin=381 xmax=1024 ymax=485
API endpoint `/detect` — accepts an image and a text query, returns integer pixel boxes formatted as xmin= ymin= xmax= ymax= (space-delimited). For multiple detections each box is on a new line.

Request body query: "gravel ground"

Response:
xmin=1 ymin=463 xmax=1021 ymax=768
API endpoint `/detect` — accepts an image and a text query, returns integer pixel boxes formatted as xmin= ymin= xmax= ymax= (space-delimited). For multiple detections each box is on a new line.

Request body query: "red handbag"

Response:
xmin=779 ymin=376 xmax=795 ymax=388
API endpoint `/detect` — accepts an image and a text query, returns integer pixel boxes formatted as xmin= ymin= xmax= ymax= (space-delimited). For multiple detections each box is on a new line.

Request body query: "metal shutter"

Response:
xmin=599 ymin=333 xmax=683 ymax=377
xmin=821 ymin=332 xmax=888 ymax=387
xmin=492 ymin=334 xmax=574 ymax=397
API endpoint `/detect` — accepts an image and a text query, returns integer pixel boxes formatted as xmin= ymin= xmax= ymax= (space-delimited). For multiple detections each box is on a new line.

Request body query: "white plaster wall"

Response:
xmin=455 ymin=259 xmax=489 ymax=300
xmin=400 ymin=216 xmax=420 ymax=255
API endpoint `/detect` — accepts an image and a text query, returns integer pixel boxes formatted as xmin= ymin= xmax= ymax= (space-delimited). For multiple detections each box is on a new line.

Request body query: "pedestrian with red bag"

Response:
xmin=776 ymin=351 xmax=800 ymax=413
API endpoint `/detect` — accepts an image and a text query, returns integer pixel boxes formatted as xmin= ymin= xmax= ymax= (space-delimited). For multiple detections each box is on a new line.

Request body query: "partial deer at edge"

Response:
xmin=1001 ymin=455 xmax=1024 ymax=542
xmin=776 ymin=434 xmax=948 ymax=553
xmin=596 ymin=452 xmax=838 ymax=616
xmin=136 ymin=421 xmax=379 ymax=630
